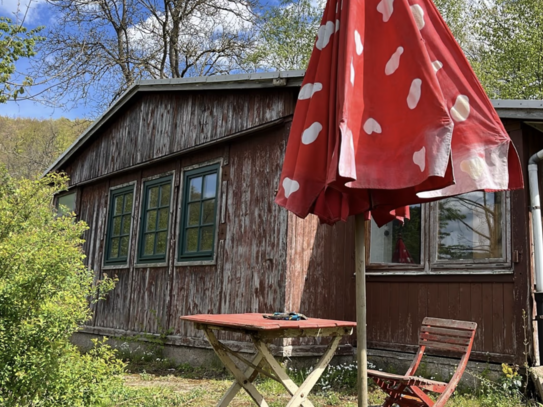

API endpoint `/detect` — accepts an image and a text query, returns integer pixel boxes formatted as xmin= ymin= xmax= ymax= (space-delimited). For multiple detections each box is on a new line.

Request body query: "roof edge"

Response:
xmin=43 ymin=70 xmax=306 ymax=176
xmin=493 ymin=99 xmax=543 ymax=120
xmin=44 ymin=81 xmax=543 ymax=177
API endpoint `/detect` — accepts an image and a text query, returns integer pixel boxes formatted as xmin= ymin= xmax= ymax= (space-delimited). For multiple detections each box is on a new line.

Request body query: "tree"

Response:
xmin=243 ymin=0 xmax=474 ymax=72
xmin=432 ymin=0 xmax=476 ymax=58
xmin=244 ymin=0 xmax=323 ymax=71
xmin=0 ymin=170 xmax=123 ymax=406
xmin=470 ymin=0 xmax=543 ymax=99
xmin=0 ymin=116 xmax=88 ymax=179
xmin=33 ymin=0 xmax=256 ymax=113
xmin=0 ymin=17 xmax=43 ymax=103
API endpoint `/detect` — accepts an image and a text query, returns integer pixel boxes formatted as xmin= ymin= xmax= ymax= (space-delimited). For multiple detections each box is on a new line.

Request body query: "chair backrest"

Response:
xmin=418 ymin=317 xmax=477 ymax=355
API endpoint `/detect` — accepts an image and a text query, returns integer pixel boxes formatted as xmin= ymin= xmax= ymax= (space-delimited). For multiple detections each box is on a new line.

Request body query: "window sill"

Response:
xmin=175 ymin=259 xmax=216 ymax=267
xmin=365 ymin=268 xmax=514 ymax=276
xmin=134 ymin=262 xmax=168 ymax=268
xmin=102 ymin=263 xmax=129 ymax=270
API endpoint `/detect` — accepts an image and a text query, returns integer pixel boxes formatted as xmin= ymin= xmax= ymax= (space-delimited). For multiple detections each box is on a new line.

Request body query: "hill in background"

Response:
xmin=0 ymin=116 xmax=89 ymax=179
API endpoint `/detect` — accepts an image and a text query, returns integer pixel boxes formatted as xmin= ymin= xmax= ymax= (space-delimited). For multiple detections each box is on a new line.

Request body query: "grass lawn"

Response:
xmin=105 ymin=362 xmax=530 ymax=407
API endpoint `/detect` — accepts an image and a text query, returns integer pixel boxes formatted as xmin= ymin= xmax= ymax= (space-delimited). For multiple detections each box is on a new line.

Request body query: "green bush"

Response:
xmin=0 ymin=170 xmax=124 ymax=406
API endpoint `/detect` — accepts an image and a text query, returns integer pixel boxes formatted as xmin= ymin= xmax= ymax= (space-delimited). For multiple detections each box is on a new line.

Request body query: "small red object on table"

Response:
xmin=181 ymin=313 xmax=356 ymax=407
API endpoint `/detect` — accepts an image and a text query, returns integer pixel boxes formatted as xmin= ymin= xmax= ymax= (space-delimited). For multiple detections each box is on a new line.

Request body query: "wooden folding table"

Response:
xmin=181 ymin=313 xmax=356 ymax=407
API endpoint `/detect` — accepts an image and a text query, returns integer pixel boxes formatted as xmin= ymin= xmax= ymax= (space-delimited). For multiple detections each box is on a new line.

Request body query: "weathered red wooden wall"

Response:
xmin=64 ymin=85 xmax=535 ymax=364
xmin=66 ymin=87 xmax=296 ymax=349
xmin=283 ymin=120 xmax=536 ymax=364
xmin=64 ymin=89 xmax=296 ymax=186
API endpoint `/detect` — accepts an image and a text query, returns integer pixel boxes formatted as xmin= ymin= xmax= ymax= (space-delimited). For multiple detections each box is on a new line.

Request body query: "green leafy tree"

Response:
xmin=432 ymin=0 xmax=474 ymax=55
xmin=0 ymin=17 xmax=44 ymax=103
xmin=0 ymin=116 xmax=89 ymax=179
xmin=470 ymin=0 xmax=543 ymax=99
xmin=246 ymin=0 xmax=324 ymax=71
xmin=0 ymin=170 xmax=123 ymax=406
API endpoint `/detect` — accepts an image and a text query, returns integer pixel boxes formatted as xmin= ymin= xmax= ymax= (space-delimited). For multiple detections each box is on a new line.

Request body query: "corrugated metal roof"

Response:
xmin=44 ymin=70 xmax=543 ymax=175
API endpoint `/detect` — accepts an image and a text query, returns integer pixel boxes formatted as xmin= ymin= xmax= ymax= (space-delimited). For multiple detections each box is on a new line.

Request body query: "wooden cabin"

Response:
xmin=46 ymin=72 xmax=543 ymax=369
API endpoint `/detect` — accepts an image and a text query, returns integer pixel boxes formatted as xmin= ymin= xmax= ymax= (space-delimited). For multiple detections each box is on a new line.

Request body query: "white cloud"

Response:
xmin=0 ymin=0 xmax=47 ymax=23
xmin=125 ymin=0 xmax=254 ymax=75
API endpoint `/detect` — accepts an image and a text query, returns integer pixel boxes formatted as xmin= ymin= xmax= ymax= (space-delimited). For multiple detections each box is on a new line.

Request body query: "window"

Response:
xmin=56 ymin=192 xmax=76 ymax=216
xmin=104 ymin=185 xmax=134 ymax=266
xmin=370 ymin=204 xmax=422 ymax=265
xmin=137 ymin=175 xmax=173 ymax=264
xmin=368 ymin=191 xmax=509 ymax=273
xmin=434 ymin=191 xmax=505 ymax=263
xmin=178 ymin=164 xmax=220 ymax=262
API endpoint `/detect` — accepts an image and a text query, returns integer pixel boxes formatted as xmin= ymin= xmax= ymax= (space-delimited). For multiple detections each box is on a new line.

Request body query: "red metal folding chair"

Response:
xmin=368 ymin=317 xmax=477 ymax=407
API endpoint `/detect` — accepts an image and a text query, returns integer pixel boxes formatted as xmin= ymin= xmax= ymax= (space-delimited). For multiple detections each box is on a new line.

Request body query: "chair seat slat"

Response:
xmin=368 ymin=369 xmax=447 ymax=388
xmin=422 ymin=317 xmax=477 ymax=330
xmin=420 ymin=326 xmax=473 ymax=338
xmin=418 ymin=339 xmax=469 ymax=353
xmin=420 ymin=332 xmax=472 ymax=346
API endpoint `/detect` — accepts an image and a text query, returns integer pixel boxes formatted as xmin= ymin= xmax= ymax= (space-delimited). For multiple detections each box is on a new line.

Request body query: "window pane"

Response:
xmin=203 ymin=173 xmax=217 ymax=199
xmin=202 ymin=199 xmax=215 ymax=224
xmin=187 ymin=203 xmax=201 ymax=226
xmin=189 ymin=177 xmax=202 ymax=201
xmin=156 ymin=231 xmax=167 ymax=254
xmin=113 ymin=217 xmax=122 ymax=236
xmin=106 ymin=187 xmax=134 ymax=264
xmin=186 ymin=228 xmax=198 ymax=252
xmin=119 ymin=236 xmax=129 ymax=257
xmin=143 ymin=234 xmax=155 ymax=256
xmin=148 ymin=186 xmax=159 ymax=208
xmin=122 ymin=215 xmax=131 ymax=235
xmin=114 ymin=196 xmax=123 ymax=215
xmin=370 ymin=205 xmax=422 ymax=264
xmin=58 ymin=192 xmax=76 ymax=215
xmin=157 ymin=208 xmax=169 ymax=230
xmin=160 ymin=184 xmax=171 ymax=207
xmin=438 ymin=192 xmax=503 ymax=260
xmin=200 ymin=226 xmax=214 ymax=251
xmin=110 ymin=238 xmax=119 ymax=259
xmin=146 ymin=210 xmax=157 ymax=232
xmin=124 ymin=193 xmax=133 ymax=213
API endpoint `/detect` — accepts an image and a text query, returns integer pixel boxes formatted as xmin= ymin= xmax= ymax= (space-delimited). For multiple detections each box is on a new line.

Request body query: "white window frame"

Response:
xmin=367 ymin=191 xmax=512 ymax=275
xmin=368 ymin=204 xmax=426 ymax=271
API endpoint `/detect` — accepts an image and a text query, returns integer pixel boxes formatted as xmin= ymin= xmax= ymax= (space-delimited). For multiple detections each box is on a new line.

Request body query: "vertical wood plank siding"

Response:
xmin=361 ymin=121 xmax=534 ymax=365
xmin=67 ymin=87 xmax=530 ymax=364
xmin=63 ymin=90 xmax=294 ymax=186
xmin=77 ymin=126 xmax=290 ymax=345
xmin=365 ymin=278 xmax=517 ymax=362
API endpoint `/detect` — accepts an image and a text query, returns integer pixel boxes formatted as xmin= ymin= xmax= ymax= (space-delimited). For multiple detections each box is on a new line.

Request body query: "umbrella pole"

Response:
xmin=355 ymin=214 xmax=368 ymax=407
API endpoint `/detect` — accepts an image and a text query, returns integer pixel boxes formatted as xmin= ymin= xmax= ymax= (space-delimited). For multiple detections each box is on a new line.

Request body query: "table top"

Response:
xmin=181 ymin=313 xmax=357 ymax=332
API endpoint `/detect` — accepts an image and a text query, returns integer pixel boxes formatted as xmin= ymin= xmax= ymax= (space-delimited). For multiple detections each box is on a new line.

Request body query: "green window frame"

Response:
xmin=104 ymin=185 xmax=134 ymax=266
xmin=137 ymin=175 xmax=173 ymax=264
xmin=178 ymin=164 xmax=220 ymax=262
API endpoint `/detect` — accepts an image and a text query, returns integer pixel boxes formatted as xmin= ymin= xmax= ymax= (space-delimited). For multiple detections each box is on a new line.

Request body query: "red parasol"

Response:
xmin=275 ymin=0 xmax=523 ymax=404
xmin=276 ymin=0 xmax=523 ymax=225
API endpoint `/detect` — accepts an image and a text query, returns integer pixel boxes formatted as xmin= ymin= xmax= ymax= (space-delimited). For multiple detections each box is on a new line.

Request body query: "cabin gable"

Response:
xmin=61 ymin=88 xmax=297 ymax=186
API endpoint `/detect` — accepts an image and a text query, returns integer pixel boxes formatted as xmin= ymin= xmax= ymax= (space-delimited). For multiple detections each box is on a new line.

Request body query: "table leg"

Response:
xmin=218 ymin=353 xmax=264 ymax=407
xmin=285 ymin=336 xmax=342 ymax=407
xmin=252 ymin=338 xmax=314 ymax=407
xmin=204 ymin=328 xmax=269 ymax=407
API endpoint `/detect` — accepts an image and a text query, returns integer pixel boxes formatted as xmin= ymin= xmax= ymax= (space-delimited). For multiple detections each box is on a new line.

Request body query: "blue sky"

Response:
xmin=0 ymin=0 xmax=91 ymax=119
xmin=0 ymin=0 xmax=290 ymax=121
